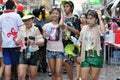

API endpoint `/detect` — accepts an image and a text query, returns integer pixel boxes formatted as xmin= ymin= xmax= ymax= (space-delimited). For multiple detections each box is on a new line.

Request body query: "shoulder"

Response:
xmin=42 ymin=22 xmax=51 ymax=30
xmin=82 ymin=25 xmax=88 ymax=30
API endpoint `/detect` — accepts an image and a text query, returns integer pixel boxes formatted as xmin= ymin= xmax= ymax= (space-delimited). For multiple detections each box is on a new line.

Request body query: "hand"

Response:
xmin=76 ymin=56 xmax=81 ymax=64
xmin=15 ymin=40 xmax=20 ymax=46
xmin=29 ymin=40 xmax=35 ymax=45
xmin=59 ymin=22 xmax=67 ymax=29
xmin=96 ymin=10 xmax=102 ymax=19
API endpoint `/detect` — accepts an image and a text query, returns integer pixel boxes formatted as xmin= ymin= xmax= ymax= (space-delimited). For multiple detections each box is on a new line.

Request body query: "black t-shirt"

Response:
xmin=63 ymin=16 xmax=80 ymax=47
xmin=65 ymin=16 xmax=80 ymax=32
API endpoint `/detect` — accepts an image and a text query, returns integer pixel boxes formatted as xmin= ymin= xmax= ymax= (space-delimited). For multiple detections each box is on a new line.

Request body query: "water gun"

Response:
xmin=71 ymin=36 xmax=78 ymax=44
xmin=46 ymin=28 xmax=51 ymax=35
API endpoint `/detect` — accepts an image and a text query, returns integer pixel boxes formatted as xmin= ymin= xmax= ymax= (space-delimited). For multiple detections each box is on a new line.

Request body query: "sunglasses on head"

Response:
xmin=52 ymin=5 xmax=61 ymax=9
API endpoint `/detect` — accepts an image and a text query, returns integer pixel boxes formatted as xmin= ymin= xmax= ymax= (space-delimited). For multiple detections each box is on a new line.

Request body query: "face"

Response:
xmin=23 ymin=18 xmax=33 ymax=28
xmin=87 ymin=15 xmax=97 ymax=27
xmin=80 ymin=16 xmax=87 ymax=24
xmin=64 ymin=4 xmax=71 ymax=14
xmin=51 ymin=9 xmax=60 ymax=22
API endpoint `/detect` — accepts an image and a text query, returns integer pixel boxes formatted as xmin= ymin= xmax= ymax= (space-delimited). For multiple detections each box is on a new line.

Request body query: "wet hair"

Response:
xmin=80 ymin=13 xmax=87 ymax=18
xmin=87 ymin=10 xmax=99 ymax=24
xmin=32 ymin=9 xmax=40 ymax=18
xmin=87 ymin=10 xmax=98 ymax=19
xmin=50 ymin=6 xmax=61 ymax=14
xmin=5 ymin=0 xmax=15 ymax=9
xmin=50 ymin=8 xmax=61 ymax=23
xmin=64 ymin=1 xmax=74 ymax=12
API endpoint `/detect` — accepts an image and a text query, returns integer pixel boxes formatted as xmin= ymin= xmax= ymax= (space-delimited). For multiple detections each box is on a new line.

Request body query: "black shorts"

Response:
xmin=19 ymin=50 xmax=40 ymax=66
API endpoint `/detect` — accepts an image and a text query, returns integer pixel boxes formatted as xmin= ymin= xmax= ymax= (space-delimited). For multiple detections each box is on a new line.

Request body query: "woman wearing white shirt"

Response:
xmin=16 ymin=11 xmax=44 ymax=80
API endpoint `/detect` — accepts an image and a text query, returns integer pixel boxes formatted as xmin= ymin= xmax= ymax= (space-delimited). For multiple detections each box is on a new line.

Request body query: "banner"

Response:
xmin=89 ymin=0 xmax=102 ymax=5
xmin=42 ymin=0 xmax=50 ymax=11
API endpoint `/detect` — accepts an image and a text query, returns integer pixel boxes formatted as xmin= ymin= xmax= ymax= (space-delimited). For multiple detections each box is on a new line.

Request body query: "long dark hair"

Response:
xmin=50 ymin=7 xmax=61 ymax=23
xmin=87 ymin=10 xmax=99 ymax=24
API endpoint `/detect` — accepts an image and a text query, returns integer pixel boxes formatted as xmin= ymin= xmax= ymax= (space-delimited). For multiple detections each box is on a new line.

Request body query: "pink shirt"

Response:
xmin=110 ymin=22 xmax=118 ymax=32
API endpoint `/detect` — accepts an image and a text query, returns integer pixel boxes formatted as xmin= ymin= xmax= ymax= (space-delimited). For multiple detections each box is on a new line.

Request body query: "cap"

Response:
xmin=62 ymin=0 xmax=74 ymax=11
xmin=22 ymin=10 xmax=34 ymax=20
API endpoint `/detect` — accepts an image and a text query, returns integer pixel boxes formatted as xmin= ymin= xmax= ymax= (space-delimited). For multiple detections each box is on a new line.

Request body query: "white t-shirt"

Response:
xmin=79 ymin=25 xmax=103 ymax=51
xmin=0 ymin=11 xmax=24 ymax=48
xmin=16 ymin=24 xmax=44 ymax=52
xmin=42 ymin=22 xmax=64 ymax=52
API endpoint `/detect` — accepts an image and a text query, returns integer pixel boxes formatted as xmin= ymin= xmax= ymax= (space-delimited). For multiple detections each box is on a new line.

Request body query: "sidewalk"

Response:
xmin=37 ymin=64 xmax=120 ymax=80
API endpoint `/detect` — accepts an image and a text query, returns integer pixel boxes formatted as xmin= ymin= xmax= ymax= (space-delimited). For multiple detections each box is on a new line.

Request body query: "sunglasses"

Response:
xmin=52 ymin=5 xmax=61 ymax=9
xmin=24 ymin=37 xmax=28 ymax=46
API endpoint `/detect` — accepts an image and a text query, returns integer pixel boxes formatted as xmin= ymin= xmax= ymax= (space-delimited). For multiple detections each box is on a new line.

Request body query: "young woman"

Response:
xmin=75 ymin=13 xmax=87 ymax=80
xmin=77 ymin=10 xmax=105 ymax=80
xmin=16 ymin=11 xmax=44 ymax=80
xmin=42 ymin=7 xmax=64 ymax=80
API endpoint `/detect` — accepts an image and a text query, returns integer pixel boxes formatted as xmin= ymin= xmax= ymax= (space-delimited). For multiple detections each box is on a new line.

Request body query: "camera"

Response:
xmin=29 ymin=36 xmax=35 ymax=41
xmin=88 ymin=49 xmax=94 ymax=57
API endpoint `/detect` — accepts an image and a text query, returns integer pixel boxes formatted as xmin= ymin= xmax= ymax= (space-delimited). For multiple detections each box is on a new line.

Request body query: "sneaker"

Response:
xmin=48 ymin=71 xmax=52 ymax=76
xmin=63 ymin=68 xmax=67 ymax=73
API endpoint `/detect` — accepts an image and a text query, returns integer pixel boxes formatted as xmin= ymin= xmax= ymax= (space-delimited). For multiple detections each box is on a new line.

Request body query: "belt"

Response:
xmin=47 ymin=50 xmax=61 ymax=53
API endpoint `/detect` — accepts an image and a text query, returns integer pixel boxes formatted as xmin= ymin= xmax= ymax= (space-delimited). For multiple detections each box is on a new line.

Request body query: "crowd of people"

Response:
xmin=0 ymin=0 xmax=120 ymax=80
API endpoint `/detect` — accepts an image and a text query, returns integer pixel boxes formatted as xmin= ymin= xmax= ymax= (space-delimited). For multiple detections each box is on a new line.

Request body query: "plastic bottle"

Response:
xmin=26 ymin=43 xmax=32 ymax=59
xmin=28 ymin=45 xmax=33 ymax=52
xmin=104 ymin=34 xmax=109 ymax=41
xmin=46 ymin=28 xmax=51 ymax=39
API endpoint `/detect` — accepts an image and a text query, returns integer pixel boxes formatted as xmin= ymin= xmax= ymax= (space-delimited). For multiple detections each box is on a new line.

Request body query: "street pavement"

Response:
xmin=37 ymin=64 xmax=120 ymax=80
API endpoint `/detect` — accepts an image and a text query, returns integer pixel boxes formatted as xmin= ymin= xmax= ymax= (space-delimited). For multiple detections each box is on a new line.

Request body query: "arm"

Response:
xmin=66 ymin=25 xmax=80 ymax=35
xmin=97 ymin=10 xmax=106 ymax=33
xmin=34 ymin=28 xmax=44 ymax=46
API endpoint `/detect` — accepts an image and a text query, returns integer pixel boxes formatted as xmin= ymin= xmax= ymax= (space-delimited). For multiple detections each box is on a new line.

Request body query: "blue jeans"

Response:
xmin=46 ymin=50 xmax=64 ymax=59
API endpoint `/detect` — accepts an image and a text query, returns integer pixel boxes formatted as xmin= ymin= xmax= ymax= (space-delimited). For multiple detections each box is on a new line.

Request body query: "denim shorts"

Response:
xmin=46 ymin=50 xmax=64 ymax=59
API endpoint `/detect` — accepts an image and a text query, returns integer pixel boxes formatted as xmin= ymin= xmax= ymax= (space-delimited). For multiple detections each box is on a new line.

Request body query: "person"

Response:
xmin=39 ymin=5 xmax=51 ymax=21
xmin=33 ymin=6 xmax=49 ymax=73
xmin=0 ymin=7 xmax=4 ymax=80
xmin=76 ymin=10 xmax=105 ymax=80
xmin=75 ymin=13 xmax=87 ymax=80
xmin=15 ymin=10 xmax=44 ymax=80
xmin=62 ymin=1 xmax=80 ymax=80
xmin=42 ymin=6 xmax=64 ymax=80
xmin=109 ymin=17 xmax=119 ymax=32
xmin=0 ymin=45 xmax=4 ymax=80
xmin=0 ymin=1 xmax=24 ymax=80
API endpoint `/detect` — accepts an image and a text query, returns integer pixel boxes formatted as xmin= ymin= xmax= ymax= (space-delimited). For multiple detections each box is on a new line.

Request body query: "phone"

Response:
xmin=29 ymin=36 xmax=35 ymax=41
